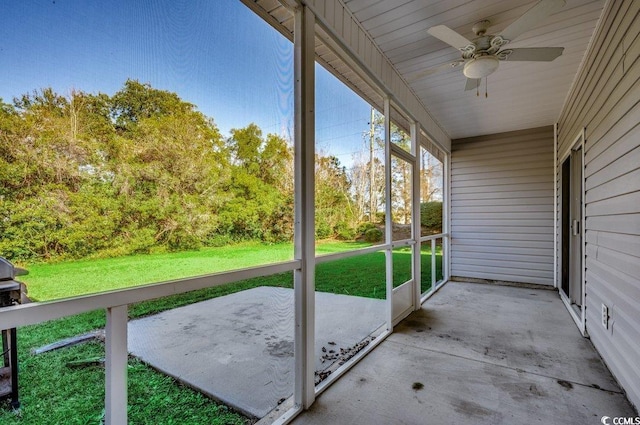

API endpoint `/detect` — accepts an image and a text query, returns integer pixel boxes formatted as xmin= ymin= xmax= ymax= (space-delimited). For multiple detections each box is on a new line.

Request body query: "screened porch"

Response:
xmin=0 ymin=0 xmax=638 ymax=424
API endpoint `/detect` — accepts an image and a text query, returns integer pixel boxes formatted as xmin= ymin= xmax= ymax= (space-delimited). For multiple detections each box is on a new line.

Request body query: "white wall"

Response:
xmin=451 ymin=126 xmax=555 ymax=286
xmin=556 ymin=0 xmax=640 ymax=410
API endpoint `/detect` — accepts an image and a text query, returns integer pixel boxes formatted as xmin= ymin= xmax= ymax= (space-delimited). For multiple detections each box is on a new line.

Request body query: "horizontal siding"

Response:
xmin=452 ymin=226 xmax=552 ymax=235
xmin=453 ymin=232 xmax=552 ymax=242
xmin=453 ymin=183 xmax=552 ymax=194
xmin=451 ymin=197 xmax=553 ymax=207
xmin=454 ymin=190 xmax=551 ymax=200
xmin=451 ymin=126 xmax=555 ymax=286
xmin=556 ymin=0 xmax=640 ymax=410
xmin=453 ymin=251 xmax=553 ymax=264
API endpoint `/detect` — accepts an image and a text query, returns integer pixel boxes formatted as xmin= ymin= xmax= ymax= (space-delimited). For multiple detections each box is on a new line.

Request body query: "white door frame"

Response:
xmin=558 ymin=128 xmax=586 ymax=336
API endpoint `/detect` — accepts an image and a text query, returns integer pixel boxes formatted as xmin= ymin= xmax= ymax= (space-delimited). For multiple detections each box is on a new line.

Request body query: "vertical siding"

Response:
xmin=451 ymin=127 xmax=555 ymax=286
xmin=557 ymin=0 xmax=640 ymax=410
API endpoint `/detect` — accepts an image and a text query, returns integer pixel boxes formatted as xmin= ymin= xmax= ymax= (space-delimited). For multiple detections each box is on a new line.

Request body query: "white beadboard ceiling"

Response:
xmin=342 ymin=0 xmax=604 ymax=139
xmin=248 ymin=0 xmax=604 ymax=140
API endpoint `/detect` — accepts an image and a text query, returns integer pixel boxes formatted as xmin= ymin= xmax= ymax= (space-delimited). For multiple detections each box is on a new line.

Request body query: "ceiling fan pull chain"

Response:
xmin=622 ymin=39 xmax=626 ymax=74
xmin=485 ymin=77 xmax=488 ymax=98
xmin=477 ymin=82 xmax=480 ymax=97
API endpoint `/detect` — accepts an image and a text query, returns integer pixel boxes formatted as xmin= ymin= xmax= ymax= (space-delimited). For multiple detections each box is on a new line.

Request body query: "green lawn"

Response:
xmin=22 ymin=240 xmax=441 ymax=303
xmin=22 ymin=241 xmax=292 ymax=301
xmin=1 ymin=241 xmax=442 ymax=424
xmin=22 ymin=240 xmax=372 ymax=301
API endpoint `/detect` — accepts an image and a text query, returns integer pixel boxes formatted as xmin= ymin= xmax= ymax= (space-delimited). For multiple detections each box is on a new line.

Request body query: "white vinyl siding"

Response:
xmin=451 ymin=126 xmax=555 ymax=286
xmin=556 ymin=0 xmax=640 ymax=410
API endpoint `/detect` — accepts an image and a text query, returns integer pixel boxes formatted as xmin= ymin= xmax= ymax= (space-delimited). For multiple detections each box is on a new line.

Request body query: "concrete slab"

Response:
xmin=291 ymin=282 xmax=637 ymax=425
xmin=127 ymin=286 xmax=384 ymax=419
xmin=393 ymin=283 xmax=621 ymax=392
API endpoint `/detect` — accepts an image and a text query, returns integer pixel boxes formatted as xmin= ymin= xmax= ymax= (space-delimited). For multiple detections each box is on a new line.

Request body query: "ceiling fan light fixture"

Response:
xmin=463 ymin=55 xmax=499 ymax=79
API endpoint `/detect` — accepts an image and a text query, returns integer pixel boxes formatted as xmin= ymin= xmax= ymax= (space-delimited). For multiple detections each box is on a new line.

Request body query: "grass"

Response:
xmin=22 ymin=240 xmax=371 ymax=301
xmin=22 ymin=241 xmax=293 ymax=301
xmin=1 ymin=341 xmax=246 ymax=425
xmin=1 ymin=240 xmax=442 ymax=424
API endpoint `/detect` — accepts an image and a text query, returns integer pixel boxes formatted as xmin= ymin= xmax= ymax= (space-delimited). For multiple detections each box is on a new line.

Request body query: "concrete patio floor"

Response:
xmin=127 ymin=286 xmax=385 ymax=419
xmin=291 ymin=281 xmax=638 ymax=425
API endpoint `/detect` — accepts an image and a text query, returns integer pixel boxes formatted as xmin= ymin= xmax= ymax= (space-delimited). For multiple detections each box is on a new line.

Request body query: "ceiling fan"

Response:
xmin=417 ymin=0 xmax=566 ymax=92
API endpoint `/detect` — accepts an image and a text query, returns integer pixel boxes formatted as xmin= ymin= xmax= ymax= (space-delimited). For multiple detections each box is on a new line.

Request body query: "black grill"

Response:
xmin=0 ymin=257 xmax=25 ymax=410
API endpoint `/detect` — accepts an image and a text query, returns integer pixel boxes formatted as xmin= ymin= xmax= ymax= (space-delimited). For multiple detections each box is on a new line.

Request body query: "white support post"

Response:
xmin=431 ymin=238 xmax=437 ymax=287
xmin=411 ymin=122 xmax=421 ymax=310
xmin=443 ymin=152 xmax=451 ymax=281
xmin=383 ymin=98 xmax=393 ymax=330
xmin=293 ymin=4 xmax=316 ymax=410
xmin=105 ymin=305 xmax=128 ymax=425
xmin=553 ymin=122 xmax=558 ymax=289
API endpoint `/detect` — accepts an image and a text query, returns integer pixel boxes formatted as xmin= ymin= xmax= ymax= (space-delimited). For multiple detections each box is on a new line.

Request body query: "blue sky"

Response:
xmin=1 ymin=0 xmax=373 ymax=165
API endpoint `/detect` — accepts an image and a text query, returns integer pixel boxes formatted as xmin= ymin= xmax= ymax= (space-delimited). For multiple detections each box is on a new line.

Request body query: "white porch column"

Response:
xmin=293 ymin=4 xmax=316 ymax=410
xmin=105 ymin=305 xmax=128 ymax=425
xmin=411 ymin=122 xmax=422 ymax=310
xmin=383 ymin=98 xmax=393 ymax=330
xmin=443 ymin=152 xmax=451 ymax=281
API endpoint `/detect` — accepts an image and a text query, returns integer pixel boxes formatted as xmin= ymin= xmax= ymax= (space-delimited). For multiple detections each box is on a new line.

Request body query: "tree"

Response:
xmin=0 ymin=82 xmax=234 ymax=260
xmin=350 ymin=108 xmax=385 ymax=224
xmin=1 ymin=88 xmax=117 ymax=259
xmin=219 ymin=124 xmax=293 ymax=242
xmin=390 ymin=126 xmax=412 ymax=225
xmin=0 ymin=81 xmax=302 ymax=261
xmin=420 ymin=148 xmax=443 ymax=202
xmin=315 ymin=154 xmax=354 ymax=238
xmin=109 ymin=82 xmax=228 ymax=251
xmin=350 ymin=154 xmax=384 ymax=224
xmin=351 ymin=109 xmax=413 ymax=225
xmin=111 ymin=79 xmax=194 ymax=132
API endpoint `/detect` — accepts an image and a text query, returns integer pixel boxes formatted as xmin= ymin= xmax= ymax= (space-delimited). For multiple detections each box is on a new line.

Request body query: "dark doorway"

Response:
xmin=560 ymin=146 xmax=583 ymax=311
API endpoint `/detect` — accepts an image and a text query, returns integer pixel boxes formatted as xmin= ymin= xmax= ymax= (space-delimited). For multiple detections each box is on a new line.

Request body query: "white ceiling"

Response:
xmin=342 ymin=0 xmax=605 ymax=139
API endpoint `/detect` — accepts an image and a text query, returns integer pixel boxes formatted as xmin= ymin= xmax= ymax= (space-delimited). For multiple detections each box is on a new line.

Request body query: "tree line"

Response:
xmin=0 ymin=80 xmax=440 ymax=262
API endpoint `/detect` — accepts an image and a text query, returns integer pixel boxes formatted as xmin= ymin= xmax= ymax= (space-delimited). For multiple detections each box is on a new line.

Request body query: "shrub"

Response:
xmin=205 ymin=234 xmax=233 ymax=247
xmin=364 ymin=228 xmax=383 ymax=243
xmin=315 ymin=221 xmax=332 ymax=239
xmin=420 ymin=201 xmax=442 ymax=232
xmin=127 ymin=228 xmax=157 ymax=254
xmin=356 ymin=222 xmax=377 ymax=234
xmin=334 ymin=221 xmax=356 ymax=240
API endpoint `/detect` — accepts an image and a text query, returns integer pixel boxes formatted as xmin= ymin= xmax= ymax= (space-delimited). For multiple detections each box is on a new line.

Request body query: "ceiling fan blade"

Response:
xmin=499 ymin=0 xmax=566 ymax=42
xmin=408 ymin=60 xmax=465 ymax=81
xmin=502 ymin=47 xmax=564 ymax=61
xmin=465 ymin=78 xmax=480 ymax=91
xmin=427 ymin=25 xmax=472 ymax=50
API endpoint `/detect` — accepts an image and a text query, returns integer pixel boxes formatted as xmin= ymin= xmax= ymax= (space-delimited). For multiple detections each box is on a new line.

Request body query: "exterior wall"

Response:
xmin=450 ymin=126 xmax=555 ymax=286
xmin=556 ymin=0 xmax=640 ymax=410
